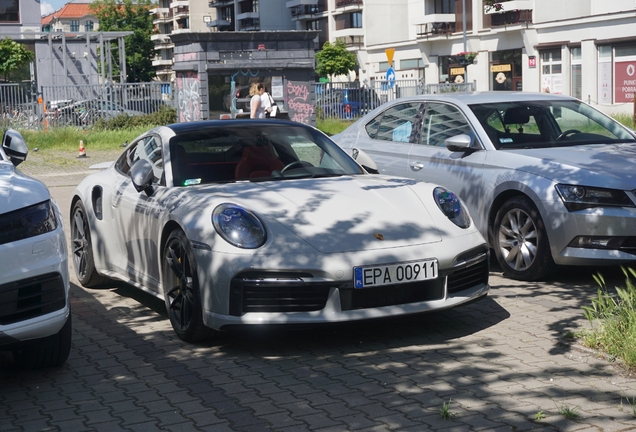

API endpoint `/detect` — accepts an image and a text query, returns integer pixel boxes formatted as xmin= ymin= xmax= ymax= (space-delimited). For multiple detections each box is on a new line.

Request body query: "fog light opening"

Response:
xmin=569 ymin=236 xmax=625 ymax=250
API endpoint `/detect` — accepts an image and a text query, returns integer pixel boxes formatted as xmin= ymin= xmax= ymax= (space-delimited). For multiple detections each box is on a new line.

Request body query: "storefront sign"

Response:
xmin=615 ymin=61 xmax=636 ymax=103
xmin=491 ymin=64 xmax=512 ymax=72
xmin=450 ymin=67 xmax=465 ymax=75
xmin=528 ymin=56 xmax=536 ymax=68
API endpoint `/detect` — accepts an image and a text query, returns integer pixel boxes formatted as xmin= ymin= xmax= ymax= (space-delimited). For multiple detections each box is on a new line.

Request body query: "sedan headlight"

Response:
xmin=433 ymin=187 xmax=471 ymax=229
xmin=212 ymin=204 xmax=267 ymax=249
xmin=0 ymin=200 xmax=58 ymax=245
xmin=555 ymin=184 xmax=634 ymax=211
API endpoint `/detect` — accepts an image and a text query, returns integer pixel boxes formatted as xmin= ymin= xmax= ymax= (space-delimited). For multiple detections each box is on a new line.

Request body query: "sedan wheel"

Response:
xmin=493 ymin=196 xmax=554 ymax=281
xmin=71 ymin=200 xmax=109 ymax=287
xmin=162 ymin=230 xmax=215 ymax=342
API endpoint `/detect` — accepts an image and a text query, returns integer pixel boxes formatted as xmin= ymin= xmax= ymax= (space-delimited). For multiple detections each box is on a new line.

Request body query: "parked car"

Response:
xmin=321 ymin=88 xmax=381 ymax=119
xmin=0 ymin=129 xmax=71 ymax=368
xmin=70 ymin=119 xmax=489 ymax=342
xmin=333 ymin=92 xmax=636 ymax=281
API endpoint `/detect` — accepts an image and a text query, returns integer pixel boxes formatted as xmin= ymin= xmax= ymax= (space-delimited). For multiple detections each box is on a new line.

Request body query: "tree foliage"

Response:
xmin=315 ymin=40 xmax=357 ymax=79
xmin=90 ymin=0 xmax=156 ymax=82
xmin=0 ymin=37 xmax=34 ymax=82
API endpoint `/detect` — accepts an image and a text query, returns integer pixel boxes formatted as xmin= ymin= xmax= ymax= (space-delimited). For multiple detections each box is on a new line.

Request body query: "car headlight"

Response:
xmin=212 ymin=204 xmax=267 ymax=249
xmin=555 ymin=184 xmax=634 ymax=211
xmin=433 ymin=187 xmax=471 ymax=229
xmin=0 ymin=200 xmax=58 ymax=245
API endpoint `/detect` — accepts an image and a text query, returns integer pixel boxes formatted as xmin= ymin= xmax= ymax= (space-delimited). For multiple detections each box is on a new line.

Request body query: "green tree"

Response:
xmin=0 ymin=37 xmax=34 ymax=82
xmin=90 ymin=0 xmax=156 ymax=82
xmin=315 ymin=40 xmax=357 ymax=80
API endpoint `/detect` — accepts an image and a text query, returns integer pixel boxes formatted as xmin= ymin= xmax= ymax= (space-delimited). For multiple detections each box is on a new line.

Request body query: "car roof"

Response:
xmin=402 ymin=91 xmax=578 ymax=105
xmin=164 ymin=119 xmax=313 ymax=135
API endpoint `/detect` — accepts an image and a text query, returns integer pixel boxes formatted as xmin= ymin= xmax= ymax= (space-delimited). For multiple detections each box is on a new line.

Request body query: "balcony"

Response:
xmin=207 ymin=18 xmax=232 ymax=27
xmin=332 ymin=27 xmax=363 ymax=40
xmin=169 ymin=1 xmax=188 ymax=8
xmin=286 ymin=0 xmax=317 ymax=7
xmin=152 ymin=58 xmax=173 ymax=66
xmin=484 ymin=0 xmax=532 ymax=14
xmin=151 ymin=33 xmax=171 ymax=42
xmin=237 ymin=11 xmax=259 ymax=20
xmin=152 ymin=12 xmax=173 ymax=25
xmin=335 ymin=35 xmax=363 ymax=48
xmin=415 ymin=14 xmax=456 ymax=37
xmin=173 ymin=6 xmax=189 ymax=19
xmin=238 ymin=17 xmax=260 ymax=31
xmin=209 ymin=0 xmax=234 ymax=5
xmin=171 ymin=27 xmax=191 ymax=34
xmin=336 ymin=0 xmax=362 ymax=8
xmin=487 ymin=9 xmax=532 ymax=27
xmin=150 ymin=7 xmax=169 ymax=15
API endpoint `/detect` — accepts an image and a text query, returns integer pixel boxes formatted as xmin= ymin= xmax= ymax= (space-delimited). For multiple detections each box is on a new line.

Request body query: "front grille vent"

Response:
xmin=0 ymin=273 xmax=66 ymax=325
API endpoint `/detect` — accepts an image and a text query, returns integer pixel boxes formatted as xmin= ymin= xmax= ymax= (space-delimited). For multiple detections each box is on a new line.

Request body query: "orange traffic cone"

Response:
xmin=77 ymin=140 xmax=87 ymax=158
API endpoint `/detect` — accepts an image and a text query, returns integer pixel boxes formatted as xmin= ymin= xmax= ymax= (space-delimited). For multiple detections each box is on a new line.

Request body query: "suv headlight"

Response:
xmin=212 ymin=204 xmax=267 ymax=249
xmin=433 ymin=187 xmax=471 ymax=229
xmin=555 ymin=184 xmax=634 ymax=211
xmin=0 ymin=200 xmax=58 ymax=245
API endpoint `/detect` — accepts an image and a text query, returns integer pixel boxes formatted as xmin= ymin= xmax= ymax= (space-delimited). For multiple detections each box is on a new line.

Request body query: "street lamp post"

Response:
xmin=462 ymin=0 xmax=467 ymax=53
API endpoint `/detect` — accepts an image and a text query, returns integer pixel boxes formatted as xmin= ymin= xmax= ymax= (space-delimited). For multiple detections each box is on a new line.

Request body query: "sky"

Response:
xmin=41 ymin=0 xmax=95 ymax=17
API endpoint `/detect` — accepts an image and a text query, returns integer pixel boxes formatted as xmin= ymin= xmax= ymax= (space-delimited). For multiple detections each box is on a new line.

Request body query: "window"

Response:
xmin=116 ymin=136 xmax=164 ymax=184
xmin=420 ymin=103 xmax=472 ymax=147
xmin=571 ymin=47 xmax=581 ymax=100
xmin=70 ymin=20 xmax=79 ymax=32
xmin=540 ymin=48 xmax=563 ymax=94
xmin=85 ymin=20 xmax=94 ymax=31
xmin=365 ymin=103 xmax=422 ymax=142
xmin=0 ymin=0 xmax=19 ymax=22
xmin=434 ymin=0 xmax=455 ymax=14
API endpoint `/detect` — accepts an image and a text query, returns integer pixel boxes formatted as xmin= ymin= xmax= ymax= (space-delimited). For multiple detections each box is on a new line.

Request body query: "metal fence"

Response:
xmin=316 ymin=79 xmax=476 ymax=120
xmin=0 ymin=83 xmax=39 ymax=130
xmin=0 ymin=82 xmax=174 ymax=129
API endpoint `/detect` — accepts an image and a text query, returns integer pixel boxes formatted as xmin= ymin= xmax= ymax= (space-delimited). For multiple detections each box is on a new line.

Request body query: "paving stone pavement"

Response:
xmin=2 ymin=149 xmax=636 ymax=431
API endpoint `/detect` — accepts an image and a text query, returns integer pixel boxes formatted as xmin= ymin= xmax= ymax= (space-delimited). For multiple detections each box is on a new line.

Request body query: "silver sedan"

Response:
xmin=333 ymin=92 xmax=636 ymax=281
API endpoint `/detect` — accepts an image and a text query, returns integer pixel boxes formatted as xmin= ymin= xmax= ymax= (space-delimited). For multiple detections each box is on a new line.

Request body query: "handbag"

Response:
xmin=266 ymin=93 xmax=277 ymax=118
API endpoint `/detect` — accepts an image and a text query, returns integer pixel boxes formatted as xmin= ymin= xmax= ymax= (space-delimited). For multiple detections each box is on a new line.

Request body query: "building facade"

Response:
xmin=297 ymin=0 xmax=636 ymax=114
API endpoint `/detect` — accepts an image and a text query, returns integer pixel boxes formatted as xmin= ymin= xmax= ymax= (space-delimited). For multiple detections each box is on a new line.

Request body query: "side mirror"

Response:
xmin=352 ymin=148 xmax=379 ymax=174
xmin=130 ymin=159 xmax=155 ymax=194
xmin=445 ymin=134 xmax=475 ymax=152
xmin=2 ymin=129 xmax=28 ymax=166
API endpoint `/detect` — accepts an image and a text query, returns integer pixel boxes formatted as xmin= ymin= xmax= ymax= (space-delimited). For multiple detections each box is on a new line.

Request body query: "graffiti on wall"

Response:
xmin=286 ymin=80 xmax=314 ymax=124
xmin=176 ymin=71 xmax=201 ymax=122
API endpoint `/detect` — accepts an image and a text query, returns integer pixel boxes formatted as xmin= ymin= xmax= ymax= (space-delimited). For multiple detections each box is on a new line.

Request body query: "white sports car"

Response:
xmin=70 ymin=120 xmax=489 ymax=342
xmin=0 ymin=129 xmax=71 ymax=368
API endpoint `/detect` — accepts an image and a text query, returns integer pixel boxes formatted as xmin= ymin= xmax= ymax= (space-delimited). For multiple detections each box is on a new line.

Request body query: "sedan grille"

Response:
xmin=619 ymin=237 xmax=636 ymax=255
xmin=0 ymin=273 xmax=66 ymax=325
xmin=447 ymin=258 xmax=489 ymax=294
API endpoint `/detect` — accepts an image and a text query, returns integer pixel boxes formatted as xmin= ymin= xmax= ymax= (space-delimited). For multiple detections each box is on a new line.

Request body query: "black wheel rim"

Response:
xmin=165 ymin=239 xmax=195 ymax=332
xmin=498 ymin=207 xmax=538 ymax=272
xmin=72 ymin=207 xmax=89 ymax=280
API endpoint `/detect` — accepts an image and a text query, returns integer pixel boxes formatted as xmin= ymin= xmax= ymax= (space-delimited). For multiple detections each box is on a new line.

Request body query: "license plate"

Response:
xmin=354 ymin=259 xmax=438 ymax=289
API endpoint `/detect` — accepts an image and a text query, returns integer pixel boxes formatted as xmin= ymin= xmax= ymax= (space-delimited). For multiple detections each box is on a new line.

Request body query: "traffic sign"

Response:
xmin=386 ymin=67 xmax=396 ymax=89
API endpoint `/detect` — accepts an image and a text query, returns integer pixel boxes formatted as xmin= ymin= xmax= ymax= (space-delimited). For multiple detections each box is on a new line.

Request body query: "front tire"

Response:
xmin=493 ymin=196 xmax=555 ymax=281
xmin=71 ymin=200 xmax=110 ymax=287
xmin=13 ymin=314 xmax=72 ymax=369
xmin=162 ymin=230 xmax=216 ymax=343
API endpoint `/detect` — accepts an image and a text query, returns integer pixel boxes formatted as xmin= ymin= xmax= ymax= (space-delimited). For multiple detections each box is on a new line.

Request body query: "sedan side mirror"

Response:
xmin=352 ymin=148 xmax=379 ymax=174
xmin=130 ymin=159 xmax=155 ymax=195
xmin=445 ymin=134 xmax=475 ymax=152
xmin=2 ymin=129 xmax=28 ymax=166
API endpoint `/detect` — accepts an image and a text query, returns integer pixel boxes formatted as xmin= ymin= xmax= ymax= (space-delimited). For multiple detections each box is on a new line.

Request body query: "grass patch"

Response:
xmin=439 ymin=399 xmax=455 ymax=420
xmin=555 ymin=403 xmax=580 ymax=420
xmin=19 ymin=127 xmax=149 ymax=151
xmin=613 ymin=113 xmax=636 ymax=130
xmin=316 ymin=117 xmax=355 ymax=136
xmin=581 ymin=267 xmax=636 ymax=373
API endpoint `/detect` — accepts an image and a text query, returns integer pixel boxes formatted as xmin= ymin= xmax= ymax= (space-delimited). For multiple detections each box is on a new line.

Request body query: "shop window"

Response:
xmin=0 ymin=0 xmax=19 ymax=22
xmin=490 ymin=49 xmax=522 ymax=91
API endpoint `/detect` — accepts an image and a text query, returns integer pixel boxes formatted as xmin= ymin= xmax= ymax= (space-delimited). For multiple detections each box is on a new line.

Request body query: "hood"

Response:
xmin=501 ymin=143 xmax=636 ymax=189
xmin=0 ymin=162 xmax=51 ymax=214
xmin=218 ymin=175 xmax=442 ymax=254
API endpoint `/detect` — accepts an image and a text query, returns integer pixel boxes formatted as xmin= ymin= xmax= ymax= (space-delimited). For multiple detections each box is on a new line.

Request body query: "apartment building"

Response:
xmin=151 ymin=0 xmax=219 ymax=81
xmin=294 ymin=0 xmax=635 ymax=113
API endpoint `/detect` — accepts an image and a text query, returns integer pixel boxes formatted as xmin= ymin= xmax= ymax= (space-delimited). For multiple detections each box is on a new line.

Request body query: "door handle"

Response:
xmin=410 ymin=161 xmax=424 ymax=171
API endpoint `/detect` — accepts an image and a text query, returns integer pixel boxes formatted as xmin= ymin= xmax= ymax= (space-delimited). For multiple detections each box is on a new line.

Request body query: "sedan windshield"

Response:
xmin=469 ymin=100 xmax=636 ymax=149
xmin=169 ymin=124 xmax=365 ymax=186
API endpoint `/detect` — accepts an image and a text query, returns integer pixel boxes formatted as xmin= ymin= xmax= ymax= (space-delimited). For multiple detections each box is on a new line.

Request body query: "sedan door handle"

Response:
xmin=410 ymin=161 xmax=424 ymax=171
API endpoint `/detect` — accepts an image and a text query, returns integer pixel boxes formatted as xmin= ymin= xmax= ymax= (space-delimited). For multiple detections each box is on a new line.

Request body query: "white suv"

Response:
xmin=0 ymin=129 xmax=71 ymax=368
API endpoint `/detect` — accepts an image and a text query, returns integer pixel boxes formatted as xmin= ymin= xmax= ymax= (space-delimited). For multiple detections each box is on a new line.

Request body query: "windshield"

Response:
xmin=469 ymin=100 xmax=636 ymax=149
xmin=169 ymin=124 xmax=365 ymax=186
